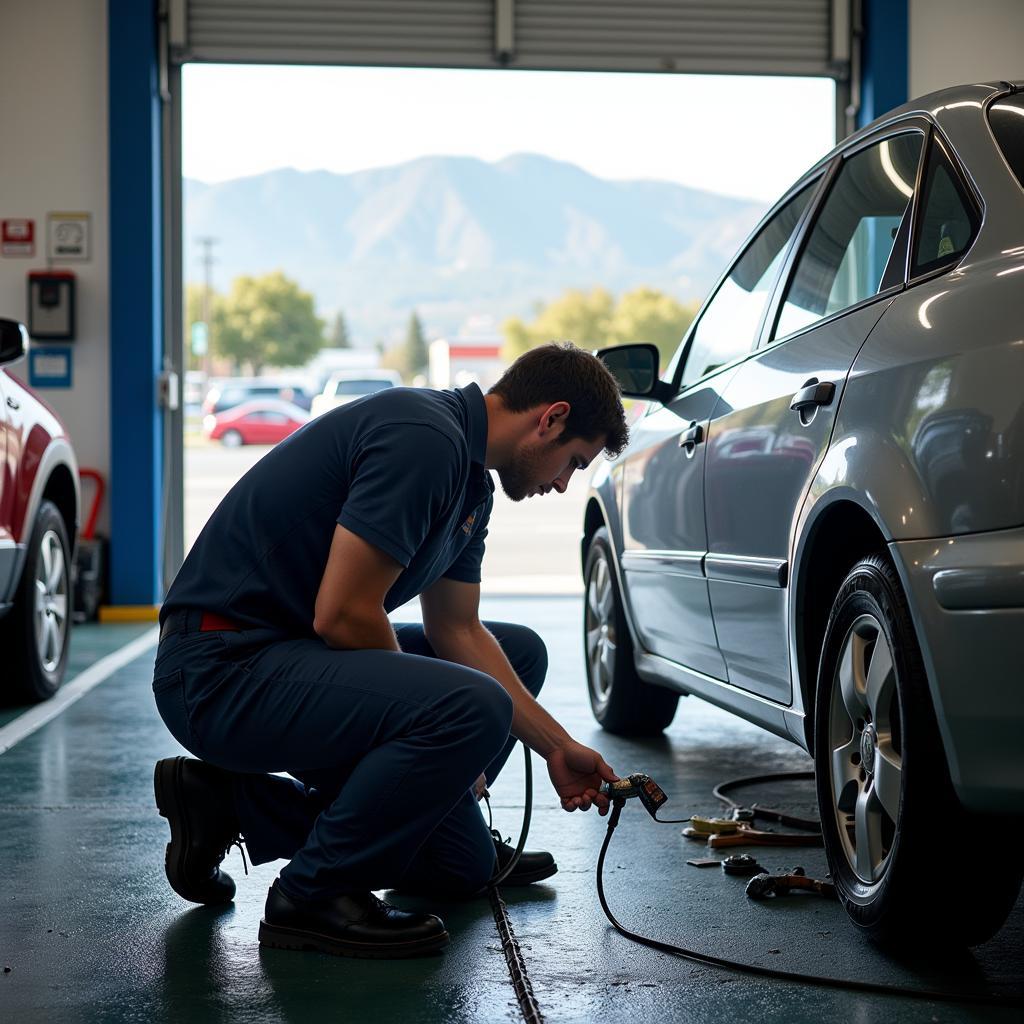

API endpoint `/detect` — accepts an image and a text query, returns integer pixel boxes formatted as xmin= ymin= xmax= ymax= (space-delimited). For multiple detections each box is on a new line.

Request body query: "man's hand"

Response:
xmin=473 ymin=773 xmax=489 ymax=801
xmin=547 ymin=740 xmax=618 ymax=816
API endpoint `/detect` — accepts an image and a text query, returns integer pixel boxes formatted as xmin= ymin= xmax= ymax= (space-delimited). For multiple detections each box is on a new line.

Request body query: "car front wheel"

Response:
xmin=220 ymin=429 xmax=244 ymax=448
xmin=584 ymin=527 xmax=678 ymax=735
xmin=814 ymin=554 xmax=1023 ymax=947
xmin=1 ymin=500 xmax=72 ymax=702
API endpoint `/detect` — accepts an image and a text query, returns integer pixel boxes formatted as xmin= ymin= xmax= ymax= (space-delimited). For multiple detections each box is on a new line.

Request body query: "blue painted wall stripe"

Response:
xmin=108 ymin=0 xmax=162 ymax=604
xmin=859 ymin=0 xmax=909 ymax=129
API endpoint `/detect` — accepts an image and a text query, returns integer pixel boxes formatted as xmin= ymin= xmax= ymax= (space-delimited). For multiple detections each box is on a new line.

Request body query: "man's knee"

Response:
xmin=442 ymin=674 xmax=514 ymax=754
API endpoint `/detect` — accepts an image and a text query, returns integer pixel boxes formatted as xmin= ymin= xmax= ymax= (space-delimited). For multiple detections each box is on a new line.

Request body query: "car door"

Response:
xmin=704 ymin=126 xmax=927 ymax=703
xmin=619 ymin=179 xmax=817 ymax=678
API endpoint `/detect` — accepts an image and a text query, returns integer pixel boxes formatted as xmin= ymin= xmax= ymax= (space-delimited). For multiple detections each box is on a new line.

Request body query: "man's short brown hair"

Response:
xmin=488 ymin=342 xmax=629 ymax=457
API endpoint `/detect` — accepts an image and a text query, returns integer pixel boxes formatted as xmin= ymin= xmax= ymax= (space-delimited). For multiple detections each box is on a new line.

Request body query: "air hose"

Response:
xmin=596 ymin=776 xmax=1024 ymax=1009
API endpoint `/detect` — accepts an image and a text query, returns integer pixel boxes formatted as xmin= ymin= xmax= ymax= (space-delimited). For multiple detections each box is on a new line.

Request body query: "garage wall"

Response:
xmin=910 ymin=0 xmax=1024 ymax=96
xmin=0 ymin=0 xmax=110 ymax=529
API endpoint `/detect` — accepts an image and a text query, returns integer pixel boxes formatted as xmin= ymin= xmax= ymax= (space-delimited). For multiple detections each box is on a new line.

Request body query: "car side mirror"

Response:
xmin=595 ymin=343 xmax=672 ymax=403
xmin=0 ymin=319 xmax=28 ymax=366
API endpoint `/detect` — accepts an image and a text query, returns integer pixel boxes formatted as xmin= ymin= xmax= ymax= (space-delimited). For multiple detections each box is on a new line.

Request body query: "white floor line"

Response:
xmin=0 ymin=626 xmax=160 ymax=756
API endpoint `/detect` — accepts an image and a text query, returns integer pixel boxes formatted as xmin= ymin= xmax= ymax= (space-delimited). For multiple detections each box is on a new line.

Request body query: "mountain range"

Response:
xmin=184 ymin=154 xmax=767 ymax=343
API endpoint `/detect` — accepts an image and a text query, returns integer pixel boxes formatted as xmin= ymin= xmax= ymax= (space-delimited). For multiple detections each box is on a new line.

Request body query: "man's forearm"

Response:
xmin=426 ymin=623 xmax=571 ymax=758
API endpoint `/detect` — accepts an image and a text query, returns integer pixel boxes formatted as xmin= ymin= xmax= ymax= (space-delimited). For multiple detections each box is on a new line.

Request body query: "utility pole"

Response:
xmin=196 ymin=236 xmax=218 ymax=376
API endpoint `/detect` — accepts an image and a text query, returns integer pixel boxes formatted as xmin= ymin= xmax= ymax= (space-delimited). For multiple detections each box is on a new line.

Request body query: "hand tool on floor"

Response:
xmin=682 ymin=819 xmax=824 ymax=848
xmin=745 ymin=868 xmax=837 ymax=901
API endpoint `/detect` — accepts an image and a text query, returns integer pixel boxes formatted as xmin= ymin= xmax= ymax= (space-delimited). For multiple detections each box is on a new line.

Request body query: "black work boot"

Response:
xmin=492 ymin=830 xmax=558 ymax=886
xmin=259 ymin=880 xmax=449 ymax=959
xmin=154 ymin=756 xmax=244 ymax=905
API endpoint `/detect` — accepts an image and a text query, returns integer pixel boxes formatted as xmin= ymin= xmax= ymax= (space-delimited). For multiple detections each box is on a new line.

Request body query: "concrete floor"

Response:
xmin=1 ymin=597 xmax=1021 ymax=1023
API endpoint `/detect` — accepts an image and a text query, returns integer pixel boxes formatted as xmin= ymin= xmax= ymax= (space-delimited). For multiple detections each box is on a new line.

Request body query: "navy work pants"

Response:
xmin=152 ymin=620 xmax=546 ymax=903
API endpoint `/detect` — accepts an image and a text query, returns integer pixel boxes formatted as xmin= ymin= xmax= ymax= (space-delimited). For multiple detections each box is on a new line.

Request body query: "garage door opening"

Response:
xmin=177 ymin=63 xmax=835 ymax=593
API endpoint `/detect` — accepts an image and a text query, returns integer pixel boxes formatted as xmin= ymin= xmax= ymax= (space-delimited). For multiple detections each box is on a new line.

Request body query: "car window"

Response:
xmin=774 ymin=132 xmax=924 ymax=340
xmin=910 ymin=135 xmax=979 ymax=278
xmin=989 ymin=94 xmax=1024 ymax=191
xmin=333 ymin=379 xmax=393 ymax=396
xmin=678 ymin=181 xmax=815 ymax=388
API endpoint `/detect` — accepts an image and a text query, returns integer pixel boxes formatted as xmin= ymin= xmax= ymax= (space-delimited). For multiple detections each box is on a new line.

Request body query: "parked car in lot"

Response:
xmin=0 ymin=319 xmax=79 ymax=701
xmin=203 ymin=398 xmax=309 ymax=447
xmin=310 ymin=369 xmax=402 ymax=417
xmin=584 ymin=82 xmax=1024 ymax=948
xmin=202 ymin=377 xmax=313 ymax=416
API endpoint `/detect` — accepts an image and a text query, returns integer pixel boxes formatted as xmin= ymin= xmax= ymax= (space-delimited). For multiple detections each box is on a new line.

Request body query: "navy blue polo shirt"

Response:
xmin=161 ymin=383 xmax=494 ymax=636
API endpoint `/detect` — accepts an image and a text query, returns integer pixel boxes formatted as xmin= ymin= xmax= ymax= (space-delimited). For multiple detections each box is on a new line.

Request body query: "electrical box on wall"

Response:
xmin=28 ymin=270 xmax=76 ymax=340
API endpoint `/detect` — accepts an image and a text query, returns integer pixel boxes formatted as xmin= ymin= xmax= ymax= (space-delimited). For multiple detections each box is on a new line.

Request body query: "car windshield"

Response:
xmin=333 ymin=379 xmax=393 ymax=396
xmin=989 ymin=94 xmax=1024 ymax=191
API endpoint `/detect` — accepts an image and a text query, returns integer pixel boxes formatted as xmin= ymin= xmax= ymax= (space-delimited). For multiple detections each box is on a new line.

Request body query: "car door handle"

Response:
xmin=6 ymin=396 xmax=18 ymax=410
xmin=678 ymin=420 xmax=704 ymax=457
xmin=790 ymin=379 xmax=835 ymax=413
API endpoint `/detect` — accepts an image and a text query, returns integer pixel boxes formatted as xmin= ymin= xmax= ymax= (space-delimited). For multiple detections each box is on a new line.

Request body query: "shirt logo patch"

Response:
xmin=461 ymin=513 xmax=476 ymax=535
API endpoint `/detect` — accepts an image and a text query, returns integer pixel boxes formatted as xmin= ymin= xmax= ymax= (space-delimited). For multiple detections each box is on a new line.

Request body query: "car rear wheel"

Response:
xmin=1 ymin=500 xmax=72 ymax=702
xmin=814 ymin=554 xmax=1023 ymax=947
xmin=584 ymin=527 xmax=678 ymax=735
xmin=220 ymin=429 xmax=244 ymax=448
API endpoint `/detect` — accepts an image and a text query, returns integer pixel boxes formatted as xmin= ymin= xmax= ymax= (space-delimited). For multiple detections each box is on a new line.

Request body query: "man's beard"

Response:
xmin=497 ymin=439 xmax=554 ymax=502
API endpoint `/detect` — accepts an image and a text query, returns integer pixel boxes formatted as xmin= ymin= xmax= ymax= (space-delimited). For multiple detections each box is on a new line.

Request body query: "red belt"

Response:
xmin=199 ymin=612 xmax=240 ymax=632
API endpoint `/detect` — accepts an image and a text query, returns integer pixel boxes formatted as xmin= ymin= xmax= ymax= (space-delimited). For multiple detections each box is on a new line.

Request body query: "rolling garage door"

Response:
xmin=171 ymin=0 xmax=849 ymax=79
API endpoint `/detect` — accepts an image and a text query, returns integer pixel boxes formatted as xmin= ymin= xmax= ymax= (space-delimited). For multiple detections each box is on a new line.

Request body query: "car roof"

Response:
xmin=219 ymin=398 xmax=309 ymax=420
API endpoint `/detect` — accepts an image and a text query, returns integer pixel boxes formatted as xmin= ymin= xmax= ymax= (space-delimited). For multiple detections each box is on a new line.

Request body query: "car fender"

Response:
xmin=3 ymin=434 xmax=79 ymax=604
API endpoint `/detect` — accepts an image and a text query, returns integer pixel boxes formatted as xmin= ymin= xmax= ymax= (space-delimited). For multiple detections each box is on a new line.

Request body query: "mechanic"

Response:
xmin=151 ymin=342 xmax=629 ymax=959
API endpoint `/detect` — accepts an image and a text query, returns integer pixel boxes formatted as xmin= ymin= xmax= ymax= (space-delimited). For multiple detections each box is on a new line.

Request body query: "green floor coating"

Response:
xmin=0 ymin=598 xmax=1021 ymax=1023
xmin=0 ymin=621 xmax=155 ymax=729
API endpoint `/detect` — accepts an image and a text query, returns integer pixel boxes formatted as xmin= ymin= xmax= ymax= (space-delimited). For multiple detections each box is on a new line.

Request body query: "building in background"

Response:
xmin=429 ymin=316 xmax=505 ymax=390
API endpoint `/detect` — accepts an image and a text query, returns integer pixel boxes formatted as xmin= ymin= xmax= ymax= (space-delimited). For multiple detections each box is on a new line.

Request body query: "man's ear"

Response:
xmin=537 ymin=401 xmax=570 ymax=438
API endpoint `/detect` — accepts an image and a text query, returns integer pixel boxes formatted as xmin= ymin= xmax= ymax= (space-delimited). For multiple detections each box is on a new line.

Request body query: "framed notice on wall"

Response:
xmin=2 ymin=219 xmax=35 ymax=257
xmin=47 ymin=212 xmax=91 ymax=261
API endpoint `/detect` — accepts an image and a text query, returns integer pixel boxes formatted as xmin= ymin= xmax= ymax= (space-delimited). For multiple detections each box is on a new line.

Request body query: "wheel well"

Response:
xmin=795 ymin=502 xmax=887 ymax=753
xmin=581 ymin=498 xmax=605 ymax=568
xmin=41 ymin=464 xmax=78 ymax=548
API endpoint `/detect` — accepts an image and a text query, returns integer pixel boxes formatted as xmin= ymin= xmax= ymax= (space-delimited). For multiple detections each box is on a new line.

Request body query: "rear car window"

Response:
xmin=989 ymin=94 xmax=1024 ymax=190
xmin=775 ymin=132 xmax=923 ymax=339
xmin=910 ymin=135 xmax=979 ymax=278
xmin=334 ymin=379 xmax=393 ymax=396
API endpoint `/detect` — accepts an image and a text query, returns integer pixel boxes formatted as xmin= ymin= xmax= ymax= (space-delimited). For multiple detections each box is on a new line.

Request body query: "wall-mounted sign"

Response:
xmin=29 ymin=346 xmax=73 ymax=389
xmin=2 ymin=219 xmax=35 ymax=257
xmin=47 ymin=212 xmax=91 ymax=261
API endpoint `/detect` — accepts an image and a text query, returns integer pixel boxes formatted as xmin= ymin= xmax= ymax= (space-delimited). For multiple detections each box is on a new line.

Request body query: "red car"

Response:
xmin=203 ymin=398 xmax=309 ymax=447
xmin=0 ymin=319 xmax=80 ymax=701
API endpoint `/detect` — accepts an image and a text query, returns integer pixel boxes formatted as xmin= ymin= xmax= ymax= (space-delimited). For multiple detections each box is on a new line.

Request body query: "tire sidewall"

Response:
xmin=814 ymin=556 xmax=940 ymax=934
xmin=16 ymin=500 xmax=72 ymax=700
xmin=583 ymin=529 xmax=626 ymax=724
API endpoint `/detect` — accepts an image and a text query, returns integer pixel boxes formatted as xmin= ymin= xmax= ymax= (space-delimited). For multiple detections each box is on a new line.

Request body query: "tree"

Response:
xmin=500 ymin=285 xmax=695 ymax=369
xmin=328 ymin=311 xmax=351 ymax=349
xmin=608 ymin=287 xmax=699 ymax=370
xmin=213 ymin=271 xmax=324 ymax=374
xmin=404 ymin=311 xmax=429 ymax=378
xmin=501 ymin=287 xmax=615 ymax=361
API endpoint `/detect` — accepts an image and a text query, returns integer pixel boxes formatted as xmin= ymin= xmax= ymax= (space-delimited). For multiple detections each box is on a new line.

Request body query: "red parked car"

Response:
xmin=0 ymin=319 xmax=80 ymax=701
xmin=203 ymin=398 xmax=309 ymax=447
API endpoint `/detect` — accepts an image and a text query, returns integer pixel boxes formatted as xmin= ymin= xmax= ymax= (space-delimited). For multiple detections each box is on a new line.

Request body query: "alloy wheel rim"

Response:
xmin=828 ymin=613 xmax=903 ymax=884
xmin=585 ymin=554 xmax=616 ymax=702
xmin=34 ymin=530 xmax=68 ymax=674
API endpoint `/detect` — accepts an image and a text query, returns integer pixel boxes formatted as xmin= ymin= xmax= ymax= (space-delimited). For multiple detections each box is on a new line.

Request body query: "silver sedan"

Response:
xmin=584 ymin=80 xmax=1024 ymax=949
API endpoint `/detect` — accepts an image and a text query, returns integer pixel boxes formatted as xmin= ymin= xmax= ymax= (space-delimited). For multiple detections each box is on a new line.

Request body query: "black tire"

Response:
xmin=583 ymin=527 xmax=678 ymax=735
xmin=814 ymin=553 xmax=1023 ymax=947
xmin=1 ymin=500 xmax=72 ymax=702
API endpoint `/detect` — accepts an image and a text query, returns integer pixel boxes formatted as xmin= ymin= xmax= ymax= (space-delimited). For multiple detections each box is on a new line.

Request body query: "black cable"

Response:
xmin=713 ymin=770 xmax=821 ymax=831
xmin=597 ymin=799 xmax=1024 ymax=1008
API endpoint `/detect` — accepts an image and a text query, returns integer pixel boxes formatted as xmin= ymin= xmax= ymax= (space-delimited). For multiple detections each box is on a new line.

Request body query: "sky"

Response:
xmin=183 ymin=65 xmax=835 ymax=203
